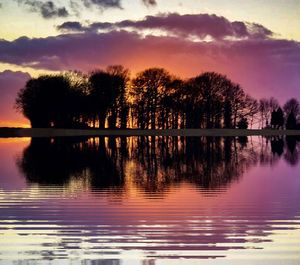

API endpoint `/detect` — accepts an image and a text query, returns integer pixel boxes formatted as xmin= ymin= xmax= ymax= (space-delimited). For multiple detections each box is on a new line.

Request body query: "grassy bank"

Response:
xmin=1 ymin=127 xmax=300 ymax=138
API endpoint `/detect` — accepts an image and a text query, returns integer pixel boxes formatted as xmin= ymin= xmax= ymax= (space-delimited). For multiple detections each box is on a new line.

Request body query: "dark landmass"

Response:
xmin=1 ymin=127 xmax=300 ymax=138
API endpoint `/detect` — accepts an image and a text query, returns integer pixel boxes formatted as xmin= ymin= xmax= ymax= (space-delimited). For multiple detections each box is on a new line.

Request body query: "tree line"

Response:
xmin=15 ymin=65 xmax=300 ymax=130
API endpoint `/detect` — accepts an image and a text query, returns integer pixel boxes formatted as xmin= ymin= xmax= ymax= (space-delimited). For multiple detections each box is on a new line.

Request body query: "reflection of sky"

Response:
xmin=0 ymin=138 xmax=29 ymax=190
xmin=0 ymin=138 xmax=299 ymax=263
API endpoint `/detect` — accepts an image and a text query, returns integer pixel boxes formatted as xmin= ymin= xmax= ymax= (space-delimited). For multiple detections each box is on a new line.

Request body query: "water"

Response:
xmin=0 ymin=136 xmax=300 ymax=264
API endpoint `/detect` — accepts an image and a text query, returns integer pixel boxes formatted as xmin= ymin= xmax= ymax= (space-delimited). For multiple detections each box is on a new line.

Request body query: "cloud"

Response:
xmin=17 ymin=0 xmax=69 ymax=19
xmin=82 ymin=0 xmax=121 ymax=9
xmin=57 ymin=13 xmax=273 ymax=40
xmin=142 ymin=0 xmax=157 ymax=7
xmin=0 ymin=15 xmax=300 ymax=103
xmin=57 ymin=21 xmax=84 ymax=32
xmin=81 ymin=0 xmax=155 ymax=9
xmin=4 ymin=0 xmax=153 ymax=18
xmin=0 ymin=70 xmax=31 ymax=126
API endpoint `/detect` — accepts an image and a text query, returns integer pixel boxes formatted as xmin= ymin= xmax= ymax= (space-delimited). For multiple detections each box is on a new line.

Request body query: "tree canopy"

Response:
xmin=15 ymin=66 xmax=299 ymax=130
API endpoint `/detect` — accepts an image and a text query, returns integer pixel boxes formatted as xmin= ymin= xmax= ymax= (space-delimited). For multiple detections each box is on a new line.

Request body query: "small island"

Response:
xmin=2 ymin=66 xmax=300 ymax=137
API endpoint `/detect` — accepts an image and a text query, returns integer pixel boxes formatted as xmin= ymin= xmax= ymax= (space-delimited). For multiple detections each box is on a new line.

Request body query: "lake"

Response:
xmin=0 ymin=136 xmax=299 ymax=264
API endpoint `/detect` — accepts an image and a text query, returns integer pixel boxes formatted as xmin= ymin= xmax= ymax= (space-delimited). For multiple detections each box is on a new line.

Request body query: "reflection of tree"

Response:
xmin=284 ymin=136 xmax=299 ymax=166
xmin=129 ymin=136 xmax=259 ymax=192
xmin=17 ymin=136 xmax=300 ymax=194
xmin=271 ymin=137 xmax=284 ymax=156
xmin=17 ymin=137 xmax=125 ymax=189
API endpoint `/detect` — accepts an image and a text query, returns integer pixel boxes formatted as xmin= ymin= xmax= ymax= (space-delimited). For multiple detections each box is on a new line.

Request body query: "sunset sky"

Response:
xmin=0 ymin=0 xmax=300 ymax=127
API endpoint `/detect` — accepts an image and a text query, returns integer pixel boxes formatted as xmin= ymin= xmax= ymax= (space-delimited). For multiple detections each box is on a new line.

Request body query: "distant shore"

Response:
xmin=1 ymin=127 xmax=300 ymax=138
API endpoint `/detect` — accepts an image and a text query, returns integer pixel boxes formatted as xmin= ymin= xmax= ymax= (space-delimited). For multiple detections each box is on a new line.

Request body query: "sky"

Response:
xmin=0 ymin=0 xmax=300 ymax=127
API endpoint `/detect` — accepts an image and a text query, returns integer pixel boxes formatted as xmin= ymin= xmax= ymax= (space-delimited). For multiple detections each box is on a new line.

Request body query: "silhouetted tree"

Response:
xmin=269 ymin=97 xmax=279 ymax=111
xmin=259 ymin=97 xmax=278 ymax=129
xmin=284 ymin=98 xmax=300 ymax=123
xmin=276 ymin=107 xmax=284 ymax=129
xmin=15 ymin=66 xmax=298 ymax=131
xmin=185 ymin=72 xmax=232 ymax=128
xmin=15 ymin=75 xmax=74 ymax=128
xmin=106 ymin=65 xmax=130 ymax=129
xmin=89 ymin=70 xmax=119 ymax=128
xmin=130 ymin=68 xmax=172 ymax=129
xmin=259 ymin=98 xmax=269 ymax=128
xmin=63 ymin=71 xmax=90 ymax=127
xmin=237 ymin=117 xmax=248 ymax=129
xmin=271 ymin=110 xmax=277 ymax=129
xmin=271 ymin=107 xmax=285 ymax=129
xmin=286 ymin=112 xmax=297 ymax=130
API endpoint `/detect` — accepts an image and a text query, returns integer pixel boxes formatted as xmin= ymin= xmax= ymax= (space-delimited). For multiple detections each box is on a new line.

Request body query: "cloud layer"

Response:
xmin=57 ymin=13 xmax=273 ymax=40
xmin=0 ymin=13 xmax=300 ymax=104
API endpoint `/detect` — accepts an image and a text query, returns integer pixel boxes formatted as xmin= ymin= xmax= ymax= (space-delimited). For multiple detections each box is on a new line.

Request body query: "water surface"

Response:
xmin=0 ymin=136 xmax=299 ymax=264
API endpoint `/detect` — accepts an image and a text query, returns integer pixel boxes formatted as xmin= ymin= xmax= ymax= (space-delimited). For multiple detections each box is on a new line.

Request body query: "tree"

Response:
xmin=187 ymin=72 xmax=233 ymax=128
xmin=89 ymin=70 xmax=118 ymax=129
xmin=63 ymin=71 xmax=90 ymax=128
xmin=237 ymin=117 xmax=248 ymax=129
xmin=271 ymin=107 xmax=285 ymax=129
xmin=269 ymin=97 xmax=279 ymax=112
xmin=159 ymin=78 xmax=184 ymax=129
xmin=15 ymin=66 xmax=296 ymax=132
xmin=271 ymin=110 xmax=277 ymax=129
xmin=244 ymin=96 xmax=258 ymax=129
xmin=284 ymin=98 xmax=300 ymax=121
xmin=276 ymin=108 xmax=284 ymax=129
xmin=130 ymin=68 xmax=172 ymax=129
xmin=15 ymin=75 xmax=72 ymax=128
xmin=286 ymin=112 xmax=297 ymax=130
xmin=230 ymin=85 xmax=247 ymax=128
xmin=259 ymin=98 xmax=279 ymax=129
xmin=106 ymin=65 xmax=130 ymax=129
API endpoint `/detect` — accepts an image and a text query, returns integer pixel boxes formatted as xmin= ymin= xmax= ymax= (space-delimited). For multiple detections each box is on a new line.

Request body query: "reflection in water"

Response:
xmin=0 ymin=136 xmax=299 ymax=264
xmin=17 ymin=136 xmax=300 ymax=191
xmin=17 ymin=137 xmax=125 ymax=189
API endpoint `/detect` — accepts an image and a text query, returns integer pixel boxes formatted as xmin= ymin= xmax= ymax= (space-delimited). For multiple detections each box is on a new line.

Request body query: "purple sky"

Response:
xmin=0 ymin=1 xmax=299 ymax=126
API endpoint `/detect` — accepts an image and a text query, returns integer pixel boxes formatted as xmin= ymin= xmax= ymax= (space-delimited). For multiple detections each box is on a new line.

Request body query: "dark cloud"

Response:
xmin=82 ymin=0 xmax=121 ymax=9
xmin=115 ymin=13 xmax=273 ymax=39
xmin=57 ymin=13 xmax=273 ymax=40
xmin=57 ymin=21 xmax=84 ymax=32
xmin=0 ymin=18 xmax=299 ymax=101
xmin=14 ymin=0 xmax=121 ymax=19
xmin=57 ymin=21 xmax=112 ymax=32
xmin=247 ymin=22 xmax=273 ymax=38
xmin=5 ymin=0 xmax=153 ymax=18
xmin=142 ymin=0 xmax=157 ymax=7
xmin=82 ymin=0 xmax=155 ymax=9
xmin=17 ymin=0 xmax=69 ymax=18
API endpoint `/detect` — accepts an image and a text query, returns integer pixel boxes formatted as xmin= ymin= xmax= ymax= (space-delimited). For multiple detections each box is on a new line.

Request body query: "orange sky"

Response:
xmin=0 ymin=0 xmax=300 ymax=127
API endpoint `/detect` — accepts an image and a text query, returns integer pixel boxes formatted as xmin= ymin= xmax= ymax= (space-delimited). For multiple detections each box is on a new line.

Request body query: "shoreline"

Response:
xmin=1 ymin=128 xmax=300 ymax=138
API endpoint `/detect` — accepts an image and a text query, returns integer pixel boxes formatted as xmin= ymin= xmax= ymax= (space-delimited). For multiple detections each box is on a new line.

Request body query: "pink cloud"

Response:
xmin=58 ymin=13 xmax=273 ymax=40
